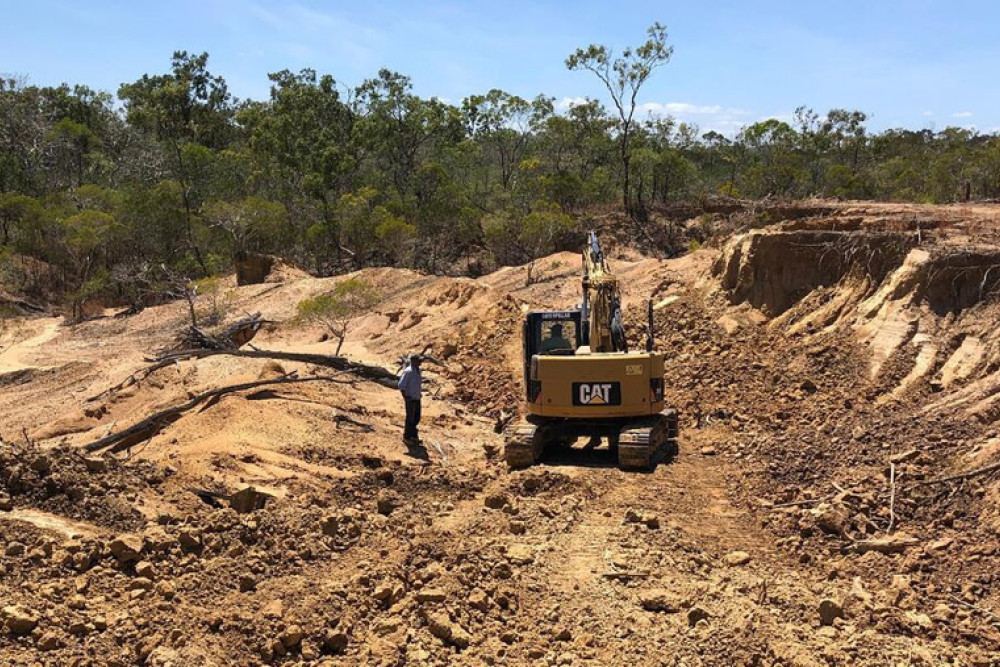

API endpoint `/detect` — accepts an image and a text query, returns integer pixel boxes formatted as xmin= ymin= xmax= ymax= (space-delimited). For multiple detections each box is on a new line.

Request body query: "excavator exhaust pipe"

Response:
xmin=646 ymin=298 xmax=654 ymax=353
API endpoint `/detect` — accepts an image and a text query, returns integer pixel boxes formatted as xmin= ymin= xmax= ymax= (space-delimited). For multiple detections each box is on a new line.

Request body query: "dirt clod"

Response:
xmin=819 ymin=599 xmax=844 ymax=626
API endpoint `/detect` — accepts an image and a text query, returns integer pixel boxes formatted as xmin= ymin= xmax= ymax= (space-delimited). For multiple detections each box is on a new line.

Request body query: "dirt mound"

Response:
xmin=666 ymin=204 xmax=1000 ymax=663
xmin=716 ymin=222 xmax=1000 ymax=391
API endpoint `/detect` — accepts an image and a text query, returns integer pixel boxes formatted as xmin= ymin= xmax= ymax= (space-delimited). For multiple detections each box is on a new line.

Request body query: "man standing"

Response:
xmin=398 ymin=353 xmax=423 ymax=446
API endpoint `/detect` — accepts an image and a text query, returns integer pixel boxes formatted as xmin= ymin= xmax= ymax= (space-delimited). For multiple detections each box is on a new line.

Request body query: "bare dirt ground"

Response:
xmin=3 ymin=201 xmax=1000 ymax=665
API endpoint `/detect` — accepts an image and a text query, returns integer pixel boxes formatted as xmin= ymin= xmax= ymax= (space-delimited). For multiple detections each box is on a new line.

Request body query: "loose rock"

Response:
xmin=723 ymin=550 xmax=752 ymax=566
xmin=3 ymin=605 xmax=39 ymax=636
xmin=819 ymin=598 xmax=844 ymax=626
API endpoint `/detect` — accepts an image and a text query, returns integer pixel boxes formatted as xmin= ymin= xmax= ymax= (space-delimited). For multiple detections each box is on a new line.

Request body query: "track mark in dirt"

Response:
xmin=666 ymin=450 xmax=777 ymax=556
xmin=544 ymin=494 xmax=620 ymax=594
xmin=534 ymin=442 xmax=781 ymax=599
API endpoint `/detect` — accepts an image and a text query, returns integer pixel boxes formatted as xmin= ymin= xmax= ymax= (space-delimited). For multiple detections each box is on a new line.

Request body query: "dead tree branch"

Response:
xmin=85 ymin=358 xmax=178 ymax=403
xmin=917 ymin=459 xmax=1000 ymax=486
xmin=332 ymin=411 xmax=375 ymax=432
xmin=149 ymin=348 xmax=399 ymax=387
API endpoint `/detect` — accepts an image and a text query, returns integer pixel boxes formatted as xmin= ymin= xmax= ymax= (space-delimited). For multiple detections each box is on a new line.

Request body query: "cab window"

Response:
xmin=537 ymin=320 xmax=577 ymax=354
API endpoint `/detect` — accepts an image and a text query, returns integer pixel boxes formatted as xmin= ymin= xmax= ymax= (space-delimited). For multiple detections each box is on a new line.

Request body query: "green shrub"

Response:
xmin=296 ymin=279 xmax=380 ymax=355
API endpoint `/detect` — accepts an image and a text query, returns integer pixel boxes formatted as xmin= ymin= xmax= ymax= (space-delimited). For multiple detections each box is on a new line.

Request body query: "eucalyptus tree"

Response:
xmin=567 ymin=22 xmax=673 ymax=216
xmin=353 ymin=69 xmax=463 ymax=204
xmin=462 ymin=90 xmax=552 ymax=191
xmin=118 ymin=52 xmax=236 ymax=272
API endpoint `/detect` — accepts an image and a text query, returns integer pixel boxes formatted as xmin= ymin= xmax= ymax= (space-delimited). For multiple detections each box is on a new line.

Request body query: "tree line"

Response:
xmin=2 ymin=28 xmax=999 ymax=315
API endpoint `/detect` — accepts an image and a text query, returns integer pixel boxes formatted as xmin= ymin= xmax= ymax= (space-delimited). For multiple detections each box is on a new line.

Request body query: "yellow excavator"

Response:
xmin=505 ymin=232 xmax=678 ymax=469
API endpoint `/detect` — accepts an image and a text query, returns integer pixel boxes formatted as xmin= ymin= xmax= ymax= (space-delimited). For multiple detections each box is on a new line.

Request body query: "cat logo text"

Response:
xmin=572 ymin=382 xmax=622 ymax=406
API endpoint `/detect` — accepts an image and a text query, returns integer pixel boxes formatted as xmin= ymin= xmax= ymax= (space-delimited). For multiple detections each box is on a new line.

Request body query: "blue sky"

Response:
xmin=3 ymin=0 xmax=998 ymax=135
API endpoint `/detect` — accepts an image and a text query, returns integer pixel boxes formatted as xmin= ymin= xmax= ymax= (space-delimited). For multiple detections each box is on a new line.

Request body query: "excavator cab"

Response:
xmin=523 ymin=310 xmax=585 ymax=403
xmin=524 ymin=310 xmax=585 ymax=356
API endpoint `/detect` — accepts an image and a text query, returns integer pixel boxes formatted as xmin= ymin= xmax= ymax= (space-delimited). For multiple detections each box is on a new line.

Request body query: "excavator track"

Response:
xmin=505 ymin=411 xmax=679 ymax=470
xmin=617 ymin=409 xmax=679 ymax=470
xmin=504 ymin=420 xmax=553 ymax=468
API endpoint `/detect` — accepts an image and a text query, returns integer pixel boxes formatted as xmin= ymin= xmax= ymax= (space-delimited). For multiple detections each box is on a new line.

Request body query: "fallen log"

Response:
xmin=150 ymin=348 xmax=399 ymax=387
xmin=218 ymin=312 xmax=271 ymax=348
xmin=112 ymin=304 xmax=144 ymax=319
xmin=89 ymin=347 xmax=398 ymax=405
xmin=174 ymin=325 xmax=228 ymax=351
xmin=769 ymin=497 xmax=827 ymax=510
xmin=83 ymin=373 xmax=348 ymax=454
xmin=601 ymin=571 xmax=650 ymax=579
xmin=190 ymin=486 xmax=274 ymax=513
xmin=0 ymin=293 xmax=46 ymax=315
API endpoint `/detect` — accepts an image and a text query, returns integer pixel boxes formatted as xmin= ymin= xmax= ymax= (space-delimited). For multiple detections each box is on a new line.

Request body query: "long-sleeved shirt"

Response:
xmin=398 ymin=365 xmax=422 ymax=400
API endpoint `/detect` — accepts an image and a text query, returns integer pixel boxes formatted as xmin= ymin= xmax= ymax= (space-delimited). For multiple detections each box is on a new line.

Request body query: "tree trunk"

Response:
xmin=185 ymin=290 xmax=198 ymax=328
xmin=622 ymin=154 xmax=631 ymax=217
xmin=172 ymin=141 xmax=208 ymax=275
xmin=620 ymin=124 xmax=631 ymax=217
xmin=83 ymin=374 xmax=349 ymax=454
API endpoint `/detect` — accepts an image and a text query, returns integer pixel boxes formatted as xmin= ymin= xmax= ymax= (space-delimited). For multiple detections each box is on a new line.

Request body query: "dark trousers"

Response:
xmin=404 ymin=399 xmax=421 ymax=441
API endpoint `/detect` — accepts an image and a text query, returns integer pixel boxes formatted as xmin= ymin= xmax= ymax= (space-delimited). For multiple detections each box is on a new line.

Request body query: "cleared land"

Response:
xmin=2 ymin=202 xmax=1000 ymax=665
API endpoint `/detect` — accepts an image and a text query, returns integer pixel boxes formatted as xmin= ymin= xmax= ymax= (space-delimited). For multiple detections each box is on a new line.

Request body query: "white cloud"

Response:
xmin=558 ymin=98 xmax=817 ymax=136
xmin=558 ymin=98 xmax=752 ymax=128
xmin=242 ymin=2 xmax=384 ymax=66
xmin=953 ymin=111 xmax=974 ymax=118
xmin=640 ymin=102 xmax=754 ymax=135
xmin=556 ymin=96 xmax=590 ymax=110
xmin=638 ymin=102 xmax=719 ymax=115
xmin=248 ymin=3 xmax=344 ymax=32
xmin=922 ymin=110 xmax=934 ymax=117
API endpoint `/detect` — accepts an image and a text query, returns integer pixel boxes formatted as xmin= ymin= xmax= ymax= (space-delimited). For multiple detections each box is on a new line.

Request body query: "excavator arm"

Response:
xmin=581 ymin=231 xmax=628 ymax=353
